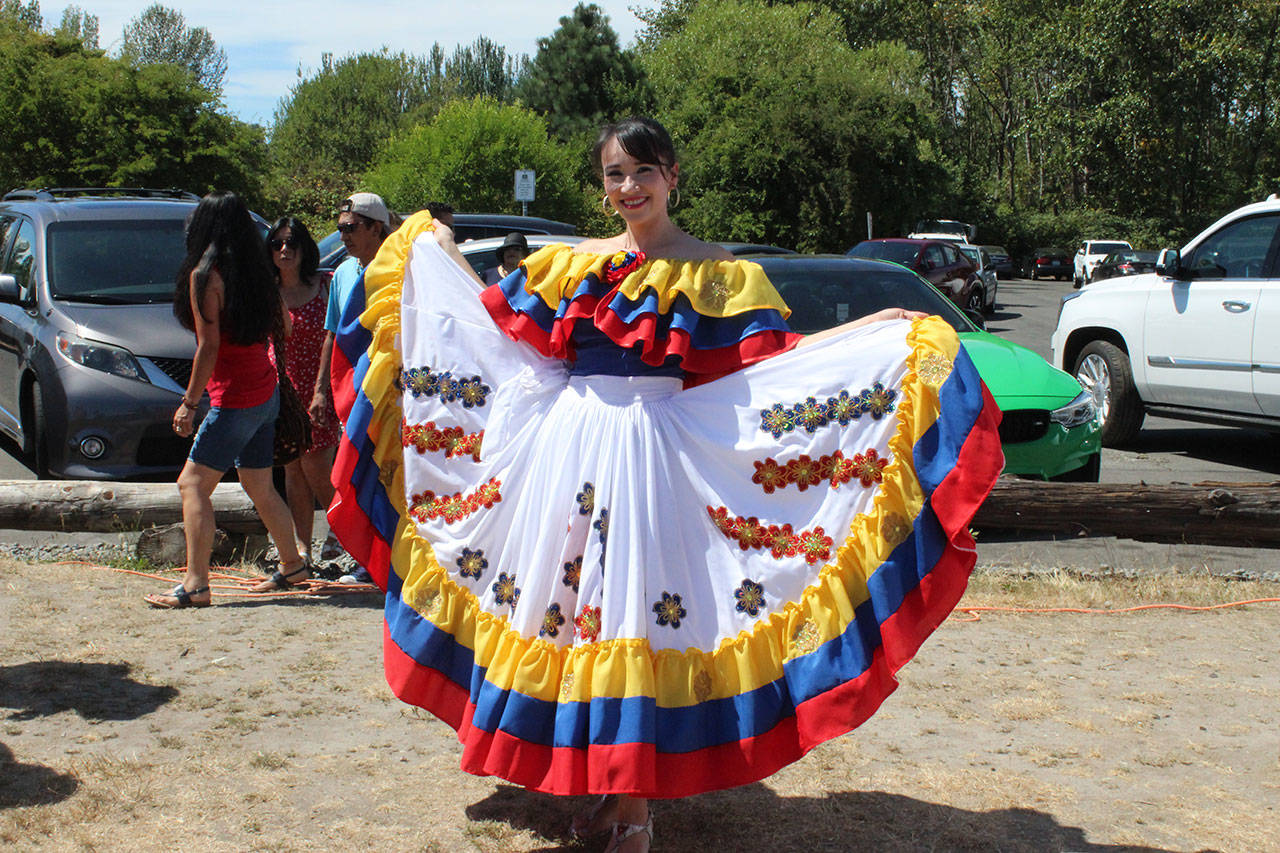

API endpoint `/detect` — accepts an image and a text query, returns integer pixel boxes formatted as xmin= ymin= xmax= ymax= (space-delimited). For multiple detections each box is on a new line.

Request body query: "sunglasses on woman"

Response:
xmin=269 ymin=236 xmax=299 ymax=251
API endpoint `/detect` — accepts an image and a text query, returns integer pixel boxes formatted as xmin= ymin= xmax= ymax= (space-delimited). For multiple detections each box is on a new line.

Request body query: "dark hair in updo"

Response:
xmin=592 ymin=117 xmax=677 ymax=177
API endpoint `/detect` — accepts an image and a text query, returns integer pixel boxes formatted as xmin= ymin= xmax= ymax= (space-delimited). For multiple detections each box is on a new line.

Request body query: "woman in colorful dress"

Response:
xmin=325 ymin=118 xmax=1003 ymax=851
xmin=266 ymin=218 xmax=343 ymax=564
xmin=146 ymin=192 xmax=309 ymax=607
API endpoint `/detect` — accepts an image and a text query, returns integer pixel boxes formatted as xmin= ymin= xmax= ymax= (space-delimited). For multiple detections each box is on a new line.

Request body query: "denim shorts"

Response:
xmin=189 ymin=388 xmax=279 ymax=471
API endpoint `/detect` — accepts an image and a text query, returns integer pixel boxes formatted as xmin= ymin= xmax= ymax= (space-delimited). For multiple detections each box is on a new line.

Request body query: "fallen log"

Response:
xmin=974 ymin=479 xmax=1280 ymax=548
xmin=1 ymin=479 xmax=1278 ymax=550
xmin=0 ymin=480 xmax=263 ymax=533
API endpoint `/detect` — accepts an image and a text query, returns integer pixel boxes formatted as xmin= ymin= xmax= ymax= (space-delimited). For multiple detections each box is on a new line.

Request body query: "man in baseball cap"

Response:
xmin=312 ymin=191 xmax=394 ymax=581
xmin=338 ymin=191 xmax=391 ymax=229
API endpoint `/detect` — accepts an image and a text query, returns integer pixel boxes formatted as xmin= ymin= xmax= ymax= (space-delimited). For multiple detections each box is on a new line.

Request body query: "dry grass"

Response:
xmin=965 ymin=566 xmax=1279 ymax=609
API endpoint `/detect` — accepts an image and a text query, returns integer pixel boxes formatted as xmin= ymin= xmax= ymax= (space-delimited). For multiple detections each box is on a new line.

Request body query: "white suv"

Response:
xmin=1052 ymin=197 xmax=1280 ymax=446
xmin=1073 ymin=239 xmax=1132 ymax=288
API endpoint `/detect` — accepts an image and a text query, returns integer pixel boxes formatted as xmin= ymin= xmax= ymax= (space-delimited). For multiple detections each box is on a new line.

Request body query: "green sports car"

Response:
xmin=757 ymin=255 xmax=1101 ymax=481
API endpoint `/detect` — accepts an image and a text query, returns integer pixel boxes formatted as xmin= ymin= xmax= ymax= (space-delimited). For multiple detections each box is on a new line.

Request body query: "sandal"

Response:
xmin=569 ymin=794 xmax=617 ymax=839
xmin=603 ymin=812 xmax=652 ymax=853
xmin=252 ymin=560 xmax=312 ymax=592
xmin=145 ymin=583 xmax=211 ymax=609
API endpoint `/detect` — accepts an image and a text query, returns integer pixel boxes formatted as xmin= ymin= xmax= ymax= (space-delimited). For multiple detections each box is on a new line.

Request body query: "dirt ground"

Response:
xmin=1 ymin=557 xmax=1277 ymax=852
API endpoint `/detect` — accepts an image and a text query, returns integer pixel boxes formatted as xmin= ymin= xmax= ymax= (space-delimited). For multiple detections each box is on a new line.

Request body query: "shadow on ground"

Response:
xmin=0 ymin=661 xmax=177 ymax=721
xmin=1121 ymin=423 xmax=1280 ymax=476
xmin=0 ymin=743 xmax=78 ymax=809
xmin=467 ymin=783 xmax=1197 ymax=852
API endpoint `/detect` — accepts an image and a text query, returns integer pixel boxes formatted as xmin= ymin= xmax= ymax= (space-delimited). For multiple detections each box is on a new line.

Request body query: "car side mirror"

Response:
xmin=1155 ymin=248 xmax=1181 ymax=278
xmin=0 ymin=274 xmax=19 ymax=304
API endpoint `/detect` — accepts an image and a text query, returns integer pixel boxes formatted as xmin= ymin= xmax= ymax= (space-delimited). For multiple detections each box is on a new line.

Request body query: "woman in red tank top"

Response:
xmin=145 ymin=192 xmax=309 ymax=609
xmin=266 ymin=217 xmax=343 ymax=565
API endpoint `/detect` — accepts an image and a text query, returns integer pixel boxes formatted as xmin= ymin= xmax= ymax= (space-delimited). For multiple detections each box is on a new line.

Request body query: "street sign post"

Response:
xmin=515 ymin=169 xmax=536 ymax=216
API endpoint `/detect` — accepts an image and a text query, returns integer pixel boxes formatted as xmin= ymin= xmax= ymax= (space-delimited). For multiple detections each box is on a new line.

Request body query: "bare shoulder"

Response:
xmin=670 ymin=233 xmax=734 ymax=262
xmin=573 ymin=236 xmax=626 ymax=255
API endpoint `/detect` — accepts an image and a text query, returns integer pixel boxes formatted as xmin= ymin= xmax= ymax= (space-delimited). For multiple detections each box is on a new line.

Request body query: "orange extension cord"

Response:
xmin=953 ymin=598 xmax=1280 ymax=622
xmin=59 ymin=559 xmax=379 ymax=599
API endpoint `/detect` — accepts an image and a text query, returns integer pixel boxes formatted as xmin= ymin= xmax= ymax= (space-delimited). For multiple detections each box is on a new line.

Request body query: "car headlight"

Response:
xmin=1049 ymin=390 xmax=1097 ymax=428
xmin=1055 ymin=290 xmax=1084 ymax=327
xmin=56 ymin=332 xmax=149 ymax=382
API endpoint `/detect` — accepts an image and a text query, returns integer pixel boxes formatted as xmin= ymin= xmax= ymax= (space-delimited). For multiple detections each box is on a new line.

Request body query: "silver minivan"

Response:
xmin=0 ymin=189 xmax=215 ymax=478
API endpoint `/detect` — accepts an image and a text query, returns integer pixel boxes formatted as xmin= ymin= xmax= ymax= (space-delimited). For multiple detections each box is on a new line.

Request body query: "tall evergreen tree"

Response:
xmin=120 ymin=4 xmax=226 ymax=94
xmin=517 ymin=3 xmax=649 ymax=139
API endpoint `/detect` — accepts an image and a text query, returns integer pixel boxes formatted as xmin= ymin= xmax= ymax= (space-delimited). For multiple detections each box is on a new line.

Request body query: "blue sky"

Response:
xmin=53 ymin=2 xmax=645 ymax=127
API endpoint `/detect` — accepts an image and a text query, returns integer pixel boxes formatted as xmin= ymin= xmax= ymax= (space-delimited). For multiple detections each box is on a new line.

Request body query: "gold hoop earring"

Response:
xmin=602 ymin=195 xmax=618 ymax=217
xmin=667 ymin=187 xmax=681 ymax=210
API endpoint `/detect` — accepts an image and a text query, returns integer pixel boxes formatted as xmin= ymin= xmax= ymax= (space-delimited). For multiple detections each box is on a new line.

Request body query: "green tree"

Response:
xmin=0 ymin=23 xmax=265 ymax=201
xmin=120 ymin=4 xmax=226 ymax=94
xmin=55 ymin=5 xmax=98 ymax=50
xmin=363 ymin=97 xmax=588 ymax=224
xmin=642 ymin=0 xmax=948 ymax=251
xmin=445 ymin=36 xmax=524 ymax=101
xmin=517 ymin=3 xmax=649 ymax=140
xmin=0 ymin=0 xmax=41 ymax=30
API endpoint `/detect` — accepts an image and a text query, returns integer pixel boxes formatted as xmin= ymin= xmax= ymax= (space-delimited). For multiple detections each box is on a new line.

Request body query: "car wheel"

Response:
xmin=965 ymin=288 xmax=984 ymax=314
xmin=21 ymin=379 xmax=52 ymax=479
xmin=1050 ymin=452 xmax=1101 ymax=482
xmin=1074 ymin=341 xmax=1144 ymax=447
xmin=1072 ymin=274 xmax=1083 ymax=289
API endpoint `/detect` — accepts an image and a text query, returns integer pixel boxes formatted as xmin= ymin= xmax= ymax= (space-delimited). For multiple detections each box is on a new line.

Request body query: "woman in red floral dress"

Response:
xmin=267 ymin=218 xmax=343 ymax=563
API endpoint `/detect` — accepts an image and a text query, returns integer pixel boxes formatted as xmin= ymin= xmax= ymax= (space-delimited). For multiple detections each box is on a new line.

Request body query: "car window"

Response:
xmin=923 ymin=245 xmax=946 ymax=269
xmin=47 ymin=219 xmax=187 ymax=303
xmin=958 ymin=246 xmax=978 ymax=265
xmin=0 ymin=217 xmax=14 ymax=262
xmin=1091 ymin=241 xmax=1130 ymax=255
xmin=2 ymin=219 xmax=36 ymax=301
xmin=848 ymin=242 xmax=920 ymax=265
xmin=1183 ymin=213 xmax=1280 ymax=280
xmin=764 ymin=261 xmax=972 ymax=335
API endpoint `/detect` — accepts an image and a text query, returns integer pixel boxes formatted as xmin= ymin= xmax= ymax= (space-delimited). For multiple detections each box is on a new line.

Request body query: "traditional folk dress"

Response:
xmin=327 ymin=211 xmax=1003 ymax=799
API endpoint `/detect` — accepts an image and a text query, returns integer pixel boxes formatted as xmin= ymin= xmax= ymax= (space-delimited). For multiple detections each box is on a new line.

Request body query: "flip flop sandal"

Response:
xmin=604 ymin=812 xmax=652 ymax=853
xmin=145 ymin=584 xmax=211 ymax=609
xmin=569 ymin=794 xmax=616 ymax=839
xmin=257 ymin=560 xmax=313 ymax=591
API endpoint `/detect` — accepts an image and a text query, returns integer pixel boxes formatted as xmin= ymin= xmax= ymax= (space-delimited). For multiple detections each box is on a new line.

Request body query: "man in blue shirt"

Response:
xmin=312 ymin=192 xmax=392 ymax=426
xmin=313 ymin=192 xmax=392 ymax=580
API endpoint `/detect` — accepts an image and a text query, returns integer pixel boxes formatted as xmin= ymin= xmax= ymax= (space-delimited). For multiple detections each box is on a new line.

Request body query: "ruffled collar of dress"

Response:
xmin=519 ymin=243 xmax=791 ymax=319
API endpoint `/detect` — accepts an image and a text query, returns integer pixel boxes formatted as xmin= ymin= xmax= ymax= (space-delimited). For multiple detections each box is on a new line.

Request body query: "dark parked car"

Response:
xmin=1028 ymin=247 xmax=1071 ymax=281
xmin=980 ymin=244 xmax=1015 ymax=279
xmin=317 ymin=213 xmax=577 ymax=272
xmin=719 ymin=243 xmax=797 ymax=256
xmin=0 ymin=188 xmax=270 ymax=478
xmin=846 ymin=238 xmax=984 ymax=315
xmin=1089 ymin=249 xmax=1158 ymax=283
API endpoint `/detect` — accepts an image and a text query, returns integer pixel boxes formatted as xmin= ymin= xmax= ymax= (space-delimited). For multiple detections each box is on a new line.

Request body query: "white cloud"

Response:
xmin=54 ymin=1 xmax=646 ymax=124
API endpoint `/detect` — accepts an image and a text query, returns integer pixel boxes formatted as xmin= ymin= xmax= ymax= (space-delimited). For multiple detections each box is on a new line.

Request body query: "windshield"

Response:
xmin=1091 ymin=242 xmax=1129 ymax=255
xmin=317 ymin=229 xmax=343 ymax=258
xmin=848 ymin=241 xmax=919 ymax=265
xmin=47 ymin=219 xmax=187 ymax=303
xmin=957 ymin=245 xmax=979 ymax=263
xmin=759 ymin=258 xmax=973 ymax=335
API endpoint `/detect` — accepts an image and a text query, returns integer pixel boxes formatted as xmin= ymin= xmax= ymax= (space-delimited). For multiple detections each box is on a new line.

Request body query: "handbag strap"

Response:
xmin=271 ymin=296 xmax=289 ymax=383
